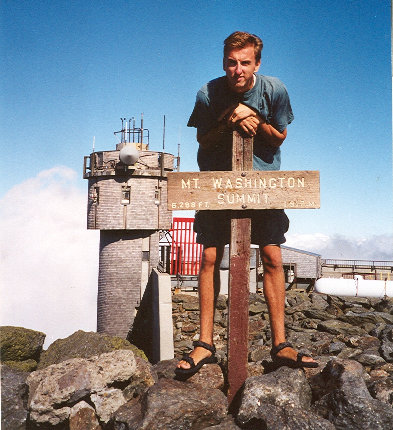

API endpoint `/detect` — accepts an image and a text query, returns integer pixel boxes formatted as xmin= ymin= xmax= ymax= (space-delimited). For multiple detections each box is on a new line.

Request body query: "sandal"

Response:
xmin=270 ymin=342 xmax=319 ymax=369
xmin=175 ymin=340 xmax=217 ymax=376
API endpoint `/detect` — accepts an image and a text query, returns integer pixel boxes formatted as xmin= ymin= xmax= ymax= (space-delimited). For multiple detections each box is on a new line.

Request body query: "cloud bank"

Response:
xmin=285 ymin=232 xmax=393 ymax=261
xmin=1 ymin=167 xmax=391 ymax=347
xmin=0 ymin=167 xmax=99 ymax=347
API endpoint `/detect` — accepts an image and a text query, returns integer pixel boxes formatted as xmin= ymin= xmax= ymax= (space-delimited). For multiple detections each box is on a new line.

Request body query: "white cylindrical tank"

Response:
xmin=314 ymin=275 xmax=393 ymax=298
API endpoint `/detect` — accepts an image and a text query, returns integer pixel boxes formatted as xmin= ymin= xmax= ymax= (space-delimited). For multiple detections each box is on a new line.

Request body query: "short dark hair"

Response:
xmin=224 ymin=31 xmax=263 ymax=63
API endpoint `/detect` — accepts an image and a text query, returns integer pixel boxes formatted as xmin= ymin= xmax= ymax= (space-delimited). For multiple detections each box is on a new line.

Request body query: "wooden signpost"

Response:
xmin=167 ymin=131 xmax=320 ymax=405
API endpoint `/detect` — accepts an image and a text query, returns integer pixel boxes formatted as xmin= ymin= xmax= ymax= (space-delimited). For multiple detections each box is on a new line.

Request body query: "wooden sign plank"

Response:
xmin=167 ymin=170 xmax=320 ymax=210
xmin=227 ymin=132 xmax=252 ymax=406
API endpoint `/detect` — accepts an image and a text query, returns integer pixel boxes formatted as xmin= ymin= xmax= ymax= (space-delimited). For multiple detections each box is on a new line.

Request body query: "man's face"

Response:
xmin=223 ymin=45 xmax=261 ymax=93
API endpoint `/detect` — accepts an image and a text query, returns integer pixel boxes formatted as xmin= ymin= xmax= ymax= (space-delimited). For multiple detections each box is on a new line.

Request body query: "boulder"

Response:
xmin=27 ymin=349 xmax=155 ymax=427
xmin=69 ymin=401 xmax=102 ymax=430
xmin=0 ymin=326 xmax=45 ymax=363
xmin=38 ymin=330 xmax=147 ymax=369
xmin=238 ymin=367 xmax=311 ymax=419
xmin=1 ymin=364 xmax=29 ymax=430
xmin=237 ymin=367 xmax=333 ymax=429
xmin=313 ymin=359 xmax=393 ymax=430
xmin=111 ymin=378 xmax=228 ymax=430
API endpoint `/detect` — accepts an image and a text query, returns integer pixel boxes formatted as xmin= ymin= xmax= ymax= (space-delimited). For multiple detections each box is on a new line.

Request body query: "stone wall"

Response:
xmin=172 ymin=289 xmax=393 ymax=372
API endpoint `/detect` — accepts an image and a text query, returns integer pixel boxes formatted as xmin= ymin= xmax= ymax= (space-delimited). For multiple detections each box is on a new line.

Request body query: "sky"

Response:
xmin=1 ymin=0 xmax=392 ymax=346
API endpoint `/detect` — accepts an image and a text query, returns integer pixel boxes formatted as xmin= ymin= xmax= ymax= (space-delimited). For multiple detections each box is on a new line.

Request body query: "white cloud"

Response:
xmin=286 ymin=232 xmax=393 ymax=261
xmin=0 ymin=167 xmax=99 ymax=347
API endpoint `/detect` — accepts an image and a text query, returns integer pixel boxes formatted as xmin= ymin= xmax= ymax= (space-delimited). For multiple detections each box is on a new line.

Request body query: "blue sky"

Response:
xmin=1 ymin=1 xmax=392 ymax=342
xmin=2 ymin=0 xmax=391 ymax=239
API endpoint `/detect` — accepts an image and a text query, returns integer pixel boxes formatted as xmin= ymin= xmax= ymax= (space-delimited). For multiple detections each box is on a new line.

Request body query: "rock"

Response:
xmin=1 ymin=364 xmax=29 ymax=430
xmin=304 ymin=309 xmax=334 ymax=321
xmin=378 ymin=325 xmax=393 ymax=363
xmin=248 ymin=344 xmax=270 ymax=362
xmin=328 ymin=341 xmax=346 ymax=355
xmin=238 ymin=367 xmax=312 ymax=419
xmin=368 ymin=376 xmax=393 ymax=405
xmin=2 ymin=359 xmax=38 ymax=372
xmin=91 ymin=388 xmax=126 ymax=423
xmin=180 ymin=294 xmax=200 ymax=311
xmin=317 ymin=319 xmax=367 ymax=336
xmin=310 ymin=293 xmax=328 ymax=310
xmin=27 ymin=349 xmax=155 ymax=427
xmin=69 ymin=401 xmax=102 ymax=430
xmin=38 ymin=330 xmax=147 ymax=369
xmin=338 ymin=311 xmax=393 ymax=327
xmin=207 ymin=415 xmax=241 ymax=429
xmin=112 ymin=378 xmax=228 ymax=430
xmin=216 ymin=295 xmax=228 ymax=310
xmin=249 ymin=302 xmax=268 ymax=314
xmin=0 ymin=326 xmax=45 ymax=362
xmin=353 ymin=350 xmax=386 ymax=368
xmin=239 ymin=403 xmax=335 ymax=430
xmin=238 ymin=367 xmax=334 ymax=429
xmin=153 ymin=358 xmax=225 ymax=390
xmin=313 ymin=359 xmax=393 ymax=430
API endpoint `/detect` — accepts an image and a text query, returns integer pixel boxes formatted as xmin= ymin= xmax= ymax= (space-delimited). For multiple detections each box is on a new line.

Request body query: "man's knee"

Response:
xmin=201 ymin=246 xmax=223 ymax=270
xmin=260 ymin=245 xmax=283 ymax=272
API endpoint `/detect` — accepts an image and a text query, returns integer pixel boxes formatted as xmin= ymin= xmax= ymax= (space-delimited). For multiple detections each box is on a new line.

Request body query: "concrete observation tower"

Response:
xmin=83 ymin=117 xmax=177 ymax=338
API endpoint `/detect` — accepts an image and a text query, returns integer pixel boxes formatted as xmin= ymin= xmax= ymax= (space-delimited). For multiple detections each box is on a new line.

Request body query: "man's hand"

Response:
xmin=226 ymin=103 xmax=258 ymax=124
xmin=219 ymin=103 xmax=265 ymax=137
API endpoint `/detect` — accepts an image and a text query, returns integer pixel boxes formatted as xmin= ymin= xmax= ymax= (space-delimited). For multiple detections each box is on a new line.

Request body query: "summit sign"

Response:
xmin=167 ymin=170 xmax=320 ymax=210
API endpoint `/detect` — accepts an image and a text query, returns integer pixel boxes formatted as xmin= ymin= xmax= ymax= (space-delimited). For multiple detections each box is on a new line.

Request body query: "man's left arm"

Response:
xmin=227 ymin=103 xmax=287 ymax=147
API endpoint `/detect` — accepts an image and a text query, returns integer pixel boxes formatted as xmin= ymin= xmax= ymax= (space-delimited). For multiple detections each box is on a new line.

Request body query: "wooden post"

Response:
xmin=227 ymin=131 xmax=253 ymax=405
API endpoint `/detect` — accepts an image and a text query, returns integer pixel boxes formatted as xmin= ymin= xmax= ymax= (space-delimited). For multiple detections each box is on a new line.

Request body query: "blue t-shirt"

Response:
xmin=187 ymin=74 xmax=294 ymax=171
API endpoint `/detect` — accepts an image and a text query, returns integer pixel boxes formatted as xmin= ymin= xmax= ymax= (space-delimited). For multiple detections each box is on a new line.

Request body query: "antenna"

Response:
xmin=162 ymin=115 xmax=166 ymax=150
xmin=141 ymin=113 xmax=144 ymax=145
xmin=92 ymin=136 xmax=95 ymax=152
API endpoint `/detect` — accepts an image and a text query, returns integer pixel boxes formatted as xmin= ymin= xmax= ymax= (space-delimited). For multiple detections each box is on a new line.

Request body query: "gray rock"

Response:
xmin=313 ymin=359 xmax=393 ymax=430
xmin=310 ymin=293 xmax=328 ymax=310
xmin=207 ymin=415 xmax=241 ymax=429
xmin=239 ymin=403 xmax=335 ymax=430
xmin=249 ymin=302 xmax=268 ymax=315
xmin=38 ymin=330 xmax=147 ymax=369
xmin=112 ymin=378 xmax=228 ymax=430
xmin=27 ymin=349 xmax=155 ymax=426
xmin=354 ymin=350 xmax=386 ymax=367
xmin=378 ymin=325 xmax=393 ymax=363
xmin=1 ymin=364 xmax=29 ymax=430
xmin=328 ymin=341 xmax=346 ymax=355
xmin=238 ymin=367 xmax=334 ymax=429
xmin=317 ymin=319 xmax=367 ymax=336
xmin=339 ymin=311 xmax=393 ymax=327
xmin=0 ymin=326 xmax=45 ymax=362
xmin=368 ymin=376 xmax=393 ymax=405
xmin=238 ymin=367 xmax=312 ymax=421
xmin=304 ymin=309 xmax=335 ymax=321
xmin=69 ymin=401 xmax=102 ymax=430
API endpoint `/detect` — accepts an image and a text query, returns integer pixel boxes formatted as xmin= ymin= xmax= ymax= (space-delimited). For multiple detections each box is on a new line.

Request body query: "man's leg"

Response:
xmin=261 ymin=244 xmax=316 ymax=364
xmin=177 ymin=245 xmax=224 ymax=369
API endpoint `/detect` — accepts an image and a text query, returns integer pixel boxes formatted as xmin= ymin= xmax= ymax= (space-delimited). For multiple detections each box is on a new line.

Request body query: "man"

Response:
xmin=176 ymin=31 xmax=318 ymax=375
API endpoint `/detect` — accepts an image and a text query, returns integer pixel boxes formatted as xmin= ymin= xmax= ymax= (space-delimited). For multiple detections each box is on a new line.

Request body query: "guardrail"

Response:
xmin=322 ymin=259 xmax=393 ymax=270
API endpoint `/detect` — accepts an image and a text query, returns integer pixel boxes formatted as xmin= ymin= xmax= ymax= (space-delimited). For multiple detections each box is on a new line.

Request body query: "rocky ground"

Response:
xmin=1 ymin=290 xmax=393 ymax=429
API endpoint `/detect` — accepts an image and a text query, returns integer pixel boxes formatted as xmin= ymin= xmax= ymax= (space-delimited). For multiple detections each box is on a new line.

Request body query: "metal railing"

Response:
xmin=322 ymin=259 xmax=393 ymax=270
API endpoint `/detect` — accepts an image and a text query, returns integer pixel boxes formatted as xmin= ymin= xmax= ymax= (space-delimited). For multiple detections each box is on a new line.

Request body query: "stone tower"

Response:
xmin=83 ymin=118 xmax=176 ymax=338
